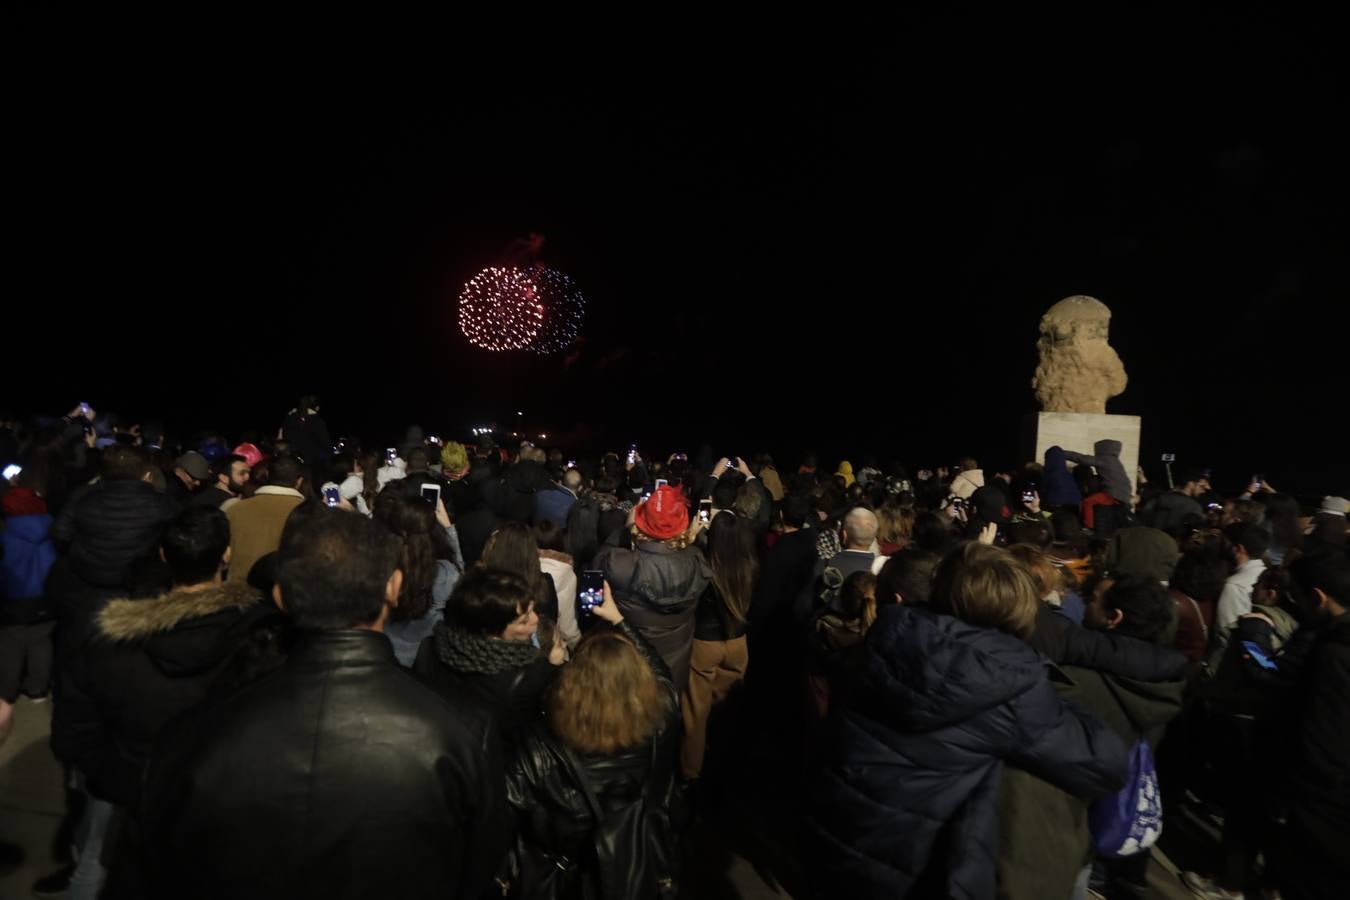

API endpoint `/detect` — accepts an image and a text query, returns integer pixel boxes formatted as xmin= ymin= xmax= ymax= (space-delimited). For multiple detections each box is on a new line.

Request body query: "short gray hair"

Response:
xmin=843 ymin=507 xmax=879 ymax=548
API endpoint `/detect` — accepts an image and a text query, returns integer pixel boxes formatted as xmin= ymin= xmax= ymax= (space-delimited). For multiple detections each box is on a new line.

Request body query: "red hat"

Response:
xmin=232 ymin=443 xmax=265 ymax=468
xmin=2 ymin=487 xmax=48 ymax=517
xmin=634 ymin=485 xmax=689 ymax=540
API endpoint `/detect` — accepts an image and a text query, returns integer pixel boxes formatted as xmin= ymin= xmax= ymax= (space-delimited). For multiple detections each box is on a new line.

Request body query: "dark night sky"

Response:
xmin=10 ymin=10 xmax=1345 ymax=496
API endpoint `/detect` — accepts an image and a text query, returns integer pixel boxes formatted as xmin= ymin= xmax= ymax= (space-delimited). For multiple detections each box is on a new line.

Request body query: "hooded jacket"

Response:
xmin=1041 ymin=447 xmax=1083 ymax=509
xmin=2 ymin=511 xmax=57 ymax=606
xmin=81 ymin=582 xmax=266 ymax=808
xmin=809 ymin=604 xmax=1129 ymax=900
xmin=1063 ymin=440 xmax=1132 ymax=505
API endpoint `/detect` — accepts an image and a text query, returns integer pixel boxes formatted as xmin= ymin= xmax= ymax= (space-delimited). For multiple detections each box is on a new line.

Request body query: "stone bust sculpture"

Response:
xmin=1031 ymin=295 xmax=1127 ymax=413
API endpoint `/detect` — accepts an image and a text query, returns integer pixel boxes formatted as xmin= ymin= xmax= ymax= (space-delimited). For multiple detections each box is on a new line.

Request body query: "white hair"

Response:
xmin=843 ymin=507 xmax=879 ymax=549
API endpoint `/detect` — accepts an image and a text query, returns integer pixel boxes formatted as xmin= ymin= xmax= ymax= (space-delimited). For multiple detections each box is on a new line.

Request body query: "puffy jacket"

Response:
xmin=142 ymin=629 xmax=511 ymax=900
xmin=1063 ymin=440 xmax=1132 ymax=505
xmin=594 ymin=540 xmax=712 ymax=693
xmin=2 ymin=512 xmax=57 ymax=605
xmin=506 ymin=621 xmax=679 ymax=900
xmin=809 ymin=604 xmax=1129 ymax=900
xmin=412 ymin=623 xmax=556 ymax=754
xmin=61 ymin=480 xmax=177 ymax=588
xmin=80 ymin=582 xmax=267 ymax=809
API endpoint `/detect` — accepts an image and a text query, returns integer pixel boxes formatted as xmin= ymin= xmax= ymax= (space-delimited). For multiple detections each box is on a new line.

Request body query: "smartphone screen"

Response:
xmin=421 ymin=484 xmax=441 ymax=505
xmin=386 ymin=448 xmax=397 ymax=465
xmin=1242 ymin=640 xmax=1278 ymax=671
xmin=323 ymin=487 xmax=341 ymax=508
xmin=579 ymin=570 xmax=604 ymax=616
xmin=655 ymin=478 xmax=668 ymax=490
xmin=3 ymin=464 xmax=22 ymax=481
xmin=698 ymin=499 xmax=712 ymax=524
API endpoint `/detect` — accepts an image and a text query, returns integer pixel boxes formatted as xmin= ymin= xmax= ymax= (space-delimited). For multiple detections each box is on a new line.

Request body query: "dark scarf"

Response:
xmin=433 ymin=623 xmax=539 ymax=675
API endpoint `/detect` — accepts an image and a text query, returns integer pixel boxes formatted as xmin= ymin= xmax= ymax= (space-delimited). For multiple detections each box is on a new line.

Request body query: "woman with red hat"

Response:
xmin=593 ymin=484 xmax=712 ymax=693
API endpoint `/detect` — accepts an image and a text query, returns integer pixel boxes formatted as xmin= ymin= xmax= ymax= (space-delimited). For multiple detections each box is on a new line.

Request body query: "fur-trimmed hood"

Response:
xmin=97 ymin=582 xmax=263 ymax=676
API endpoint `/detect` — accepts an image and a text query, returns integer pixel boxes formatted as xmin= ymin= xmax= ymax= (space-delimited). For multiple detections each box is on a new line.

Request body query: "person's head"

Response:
xmin=547 ymin=629 xmax=667 ymax=755
xmin=1085 ymin=575 xmax=1178 ymax=644
xmin=1050 ymin=508 xmax=1084 ymax=545
xmin=480 ymin=522 xmax=545 ymax=601
xmin=212 ymin=454 xmax=251 ymax=496
xmin=161 ymin=506 xmax=231 ymax=587
xmin=780 ymin=494 xmax=814 ymax=530
xmin=1253 ymin=565 xmax=1293 ymax=609
xmin=174 ymin=451 xmax=210 ymax=492
xmin=838 ymin=571 xmax=879 ymax=629
xmin=593 ymin=474 xmax=620 ymax=496
xmin=440 ymin=441 xmax=470 ymax=476
xmin=633 ymin=485 xmax=690 ymax=547
xmin=564 ymin=496 xmax=601 ymax=567
xmin=268 ymin=455 xmax=305 ymax=490
xmin=561 ymin=468 xmax=583 ymax=493
xmin=298 ymin=394 xmax=319 ymax=413
xmin=1006 ymin=519 xmax=1053 ymax=549
xmin=1224 ymin=522 xmax=1270 ymax=566
xmin=1223 ymin=498 xmax=1266 ymax=527
xmin=1289 ymin=551 xmax=1350 ymax=621
xmin=707 ymin=509 xmax=758 ymax=624
xmin=1006 ymin=544 xmax=1063 ymax=602
xmin=842 ymin=507 xmax=879 ymax=551
xmin=1177 ymin=469 xmax=1210 ymax=498
xmin=405 ymin=447 xmax=430 ymax=473
xmin=275 ymin=509 xmax=402 ymax=630
xmin=534 ymin=519 xmax=567 ymax=553
xmin=1170 ymin=545 xmax=1232 ymax=604
xmin=372 ymin=491 xmax=453 ymax=622
xmin=930 ymin=543 xmax=1039 ymax=639
xmin=445 ymin=565 xmax=538 ymax=640
xmin=101 ymin=444 xmax=152 ymax=482
xmin=876 ymin=502 xmax=915 ymax=547
xmin=711 ymin=476 xmax=739 ymax=511
xmin=912 ymin=510 xmax=957 ymax=555
xmin=875 ymin=547 xmax=940 ymax=607
xmin=956 ymin=457 xmax=978 ymax=473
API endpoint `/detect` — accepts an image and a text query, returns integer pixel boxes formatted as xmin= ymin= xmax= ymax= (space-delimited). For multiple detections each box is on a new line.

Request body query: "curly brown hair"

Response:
xmin=548 ymin=629 xmax=667 ymax=755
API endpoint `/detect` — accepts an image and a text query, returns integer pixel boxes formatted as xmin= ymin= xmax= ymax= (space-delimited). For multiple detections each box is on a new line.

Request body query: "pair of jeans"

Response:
xmin=68 ymin=775 xmax=115 ymax=900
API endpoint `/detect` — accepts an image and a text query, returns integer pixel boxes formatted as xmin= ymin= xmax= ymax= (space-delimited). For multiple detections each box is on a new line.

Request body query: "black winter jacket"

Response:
xmin=141 ymin=629 xmax=511 ymax=900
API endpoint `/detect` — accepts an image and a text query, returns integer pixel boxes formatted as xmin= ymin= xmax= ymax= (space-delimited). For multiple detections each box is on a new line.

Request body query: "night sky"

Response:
xmin=10 ymin=11 xmax=1344 ymax=496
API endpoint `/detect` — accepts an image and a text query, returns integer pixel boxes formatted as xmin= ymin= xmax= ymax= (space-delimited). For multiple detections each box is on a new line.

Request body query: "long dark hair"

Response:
xmin=372 ymin=491 xmax=455 ymax=622
xmin=564 ymin=496 xmax=601 ymax=570
xmin=1263 ymin=493 xmax=1304 ymax=556
xmin=480 ymin=522 xmax=546 ymax=607
xmin=707 ymin=512 xmax=758 ymax=624
xmin=357 ymin=450 xmax=380 ymax=508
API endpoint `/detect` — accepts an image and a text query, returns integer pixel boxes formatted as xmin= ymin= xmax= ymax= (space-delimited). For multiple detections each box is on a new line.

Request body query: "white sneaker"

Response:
xmin=1181 ymin=870 xmax=1243 ymax=900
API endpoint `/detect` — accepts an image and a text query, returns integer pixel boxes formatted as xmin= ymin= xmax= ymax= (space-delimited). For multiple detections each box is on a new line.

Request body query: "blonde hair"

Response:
xmin=548 ymin=630 xmax=667 ymax=755
xmin=1006 ymin=543 xmax=1063 ymax=600
xmin=931 ymin=543 xmax=1040 ymax=639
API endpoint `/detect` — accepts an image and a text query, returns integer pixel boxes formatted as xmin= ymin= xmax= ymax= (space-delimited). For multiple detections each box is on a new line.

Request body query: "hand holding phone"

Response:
xmin=579 ymin=571 xmax=605 ymax=618
xmin=323 ymin=487 xmax=341 ymax=508
xmin=698 ymin=498 xmax=712 ymax=524
xmin=420 ymin=483 xmax=442 ymax=505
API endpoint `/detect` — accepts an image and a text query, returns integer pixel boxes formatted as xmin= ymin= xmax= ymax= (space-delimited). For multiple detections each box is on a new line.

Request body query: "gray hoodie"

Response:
xmin=1063 ymin=440 xmax=1131 ymax=505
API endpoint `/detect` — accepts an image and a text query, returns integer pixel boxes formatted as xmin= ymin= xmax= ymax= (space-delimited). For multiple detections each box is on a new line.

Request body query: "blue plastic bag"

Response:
xmin=1089 ymin=738 xmax=1162 ymax=857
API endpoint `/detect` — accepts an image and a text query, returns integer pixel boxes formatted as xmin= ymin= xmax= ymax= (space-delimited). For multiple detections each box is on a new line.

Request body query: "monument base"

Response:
xmin=1022 ymin=412 xmax=1142 ymax=498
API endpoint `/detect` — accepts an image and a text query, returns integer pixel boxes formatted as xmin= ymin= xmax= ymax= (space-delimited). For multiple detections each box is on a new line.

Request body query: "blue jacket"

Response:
xmin=2 ymin=513 xmax=57 ymax=601
xmin=1042 ymin=446 xmax=1083 ymax=509
xmin=809 ymin=604 xmax=1128 ymax=900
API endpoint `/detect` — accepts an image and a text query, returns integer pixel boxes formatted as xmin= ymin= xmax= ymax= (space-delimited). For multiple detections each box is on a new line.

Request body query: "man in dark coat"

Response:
xmin=142 ymin=509 xmax=510 ymax=900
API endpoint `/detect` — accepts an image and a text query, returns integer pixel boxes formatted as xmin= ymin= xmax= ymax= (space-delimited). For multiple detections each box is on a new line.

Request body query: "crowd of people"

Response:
xmin=1 ymin=399 xmax=1347 ymax=900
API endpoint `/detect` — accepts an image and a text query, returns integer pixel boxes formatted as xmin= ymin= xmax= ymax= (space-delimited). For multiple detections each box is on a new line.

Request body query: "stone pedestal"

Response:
xmin=1023 ymin=412 xmax=1142 ymax=498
